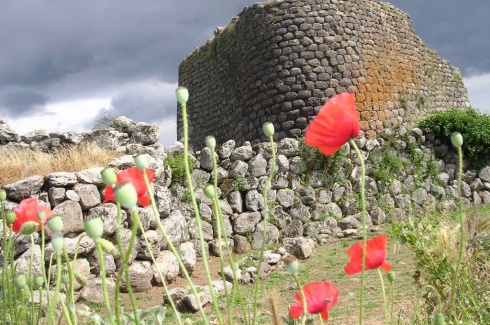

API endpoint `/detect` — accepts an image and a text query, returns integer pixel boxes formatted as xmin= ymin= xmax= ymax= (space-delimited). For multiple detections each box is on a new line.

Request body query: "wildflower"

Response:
xmin=344 ymin=234 xmax=392 ymax=275
xmin=283 ymin=255 xmax=299 ymax=275
xmin=450 ymin=132 xmax=463 ymax=148
xmin=263 ymin=122 xmax=275 ymax=137
xmin=289 ymin=281 xmax=339 ymax=320
xmin=103 ymin=166 xmax=155 ymax=207
xmin=305 ymin=93 xmax=360 ymax=155
xmin=84 ymin=215 xmax=104 ymax=241
xmin=205 ymin=135 xmax=216 ymax=151
xmin=176 ymin=86 xmax=189 ymax=105
xmin=9 ymin=198 xmax=53 ymax=234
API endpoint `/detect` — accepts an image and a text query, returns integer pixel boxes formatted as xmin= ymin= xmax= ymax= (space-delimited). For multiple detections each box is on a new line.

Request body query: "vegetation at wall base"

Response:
xmin=164 ymin=153 xmax=196 ymax=187
xmin=418 ymin=107 xmax=490 ymax=168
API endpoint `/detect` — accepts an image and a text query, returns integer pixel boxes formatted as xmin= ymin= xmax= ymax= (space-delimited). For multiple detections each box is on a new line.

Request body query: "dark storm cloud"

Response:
xmin=386 ymin=0 xmax=490 ymax=75
xmin=0 ymin=89 xmax=49 ymax=117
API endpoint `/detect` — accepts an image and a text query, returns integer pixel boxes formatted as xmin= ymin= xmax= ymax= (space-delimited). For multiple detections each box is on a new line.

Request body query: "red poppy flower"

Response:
xmin=305 ymin=93 xmax=360 ymax=155
xmin=344 ymin=234 xmax=392 ymax=275
xmin=103 ymin=166 xmax=155 ymax=207
xmin=10 ymin=198 xmax=54 ymax=233
xmin=289 ymin=281 xmax=339 ymax=320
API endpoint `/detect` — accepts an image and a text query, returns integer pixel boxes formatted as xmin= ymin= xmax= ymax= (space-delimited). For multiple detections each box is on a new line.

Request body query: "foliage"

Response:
xmin=418 ymin=107 xmax=490 ymax=167
xmin=372 ymin=149 xmax=403 ymax=185
xmin=164 ymin=153 xmax=195 ymax=187
xmin=391 ymin=207 xmax=490 ymax=324
xmin=206 ymin=38 xmax=218 ymax=60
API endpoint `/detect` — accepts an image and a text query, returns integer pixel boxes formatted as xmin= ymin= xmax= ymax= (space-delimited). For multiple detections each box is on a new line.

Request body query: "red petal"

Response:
xmin=103 ymin=185 xmax=116 ymax=203
xmin=11 ymin=198 xmax=53 ymax=233
xmin=344 ymin=234 xmax=390 ymax=275
xmin=289 ymin=305 xmax=303 ymax=319
xmin=138 ymin=196 xmax=151 ymax=207
xmin=381 ymin=262 xmax=392 ymax=272
xmin=320 ymin=310 xmax=329 ymax=320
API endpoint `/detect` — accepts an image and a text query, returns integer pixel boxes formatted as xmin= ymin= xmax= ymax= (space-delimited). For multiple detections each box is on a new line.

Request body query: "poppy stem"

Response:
xmin=319 ymin=313 xmax=325 ymax=325
xmin=292 ymin=274 xmax=308 ymax=325
xmin=449 ymin=145 xmax=464 ymax=322
xmin=377 ymin=268 xmax=388 ymax=324
xmin=349 ymin=139 xmax=367 ymax=325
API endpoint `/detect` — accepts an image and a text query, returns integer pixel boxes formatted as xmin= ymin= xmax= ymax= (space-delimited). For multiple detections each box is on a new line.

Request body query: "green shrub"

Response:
xmin=418 ymin=108 xmax=490 ymax=168
xmin=164 ymin=153 xmax=195 ymax=187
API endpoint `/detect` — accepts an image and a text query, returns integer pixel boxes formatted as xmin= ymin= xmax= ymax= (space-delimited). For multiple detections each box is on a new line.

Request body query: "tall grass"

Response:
xmin=0 ymin=142 xmax=122 ymax=185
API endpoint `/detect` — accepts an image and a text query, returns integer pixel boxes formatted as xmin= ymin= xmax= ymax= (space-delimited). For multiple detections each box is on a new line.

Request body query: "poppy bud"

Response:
xmin=205 ymin=136 xmax=216 ymax=151
xmin=37 ymin=211 xmax=46 ymax=224
xmin=263 ymin=122 xmax=275 ymax=137
xmin=283 ymin=255 xmax=299 ymax=275
xmin=20 ymin=221 xmax=38 ymax=236
xmin=61 ymin=270 xmax=69 ymax=285
xmin=184 ymin=319 xmax=193 ymax=325
xmin=387 ymin=271 xmax=396 ymax=283
xmin=203 ymin=184 xmax=216 ymax=199
xmin=176 ymin=86 xmax=189 ymax=105
xmin=0 ymin=189 xmax=6 ymax=202
xmin=98 ymin=238 xmax=119 ymax=257
xmin=450 ymin=132 xmax=463 ymax=148
xmin=5 ymin=209 xmax=16 ymax=224
xmin=434 ymin=313 xmax=445 ymax=325
xmin=13 ymin=274 xmax=27 ymax=290
xmin=84 ymin=215 xmax=104 ymax=241
xmin=74 ymin=271 xmax=87 ymax=286
xmin=101 ymin=168 xmax=117 ymax=186
xmin=47 ymin=216 xmax=64 ymax=233
xmin=33 ymin=276 xmax=44 ymax=289
xmin=134 ymin=154 xmax=149 ymax=171
xmin=114 ymin=182 xmax=138 ymax=209
xmin=51 ymin=232 xmax=65 ymax=255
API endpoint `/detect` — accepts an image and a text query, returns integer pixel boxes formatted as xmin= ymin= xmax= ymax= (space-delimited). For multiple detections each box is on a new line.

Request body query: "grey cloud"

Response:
xmin=0 ymin=89 xmax=49 ymax=117
xmin=387 ymin=0 xmax=490 ymax=75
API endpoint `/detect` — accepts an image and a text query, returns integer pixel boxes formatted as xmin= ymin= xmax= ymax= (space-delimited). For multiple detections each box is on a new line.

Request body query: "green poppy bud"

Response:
xmin=101 ymin=167 xmax=117 ymax=186
xmin=13 ymin=274 xmax=27 ymax=290
xmin=450 ymin=132 xmax=463 ymax=148
xmin=205 ymin=135 xmax=216 ymax=151
xmin=5 ymin=209 xmax=16 ymax=224
xmin=387 ymin=271 xmax=396 ymax=283
xmin=47 ymin=216 xmax=64 ymax=233
xmin=98 ymin=238 xmax=119 ymax=257
xmin=263 ymin=122 xmax=275 ymax=137
xmin=37 ymin=211 xmax=45 ymax=224
xmin=61 ymin=270 xmax=69 ymax=285
xmin=434 ymin=313 xmax=445 ymax=325
xmin=203 ymin=184 xmax=216 ymax=199
xmin=283 ymin=255 xmax=299 ymax=275
xmin=176 ymin=86 xmax=189 ymax=105
xmin=84 ymin=215 xmax=104 ymax=241
xmin=134 ymin=154 xmax=149 ymax=171
xmin=114 ymin=182 xmax=138 ymax=209
xmin=51 ymin=232 xmax=65 ymax=256
xmin=33 ymin=276 xmax=44 ymax=289
xmin=0 ymin=189 xmax=6 ymax=202
xmin=74 ymin=271 xmax=87 ymax=286
xmin=20 ymin=221 xmax=39 ymax=236
xmin=184 ymin=318 xmax=193 ymax=325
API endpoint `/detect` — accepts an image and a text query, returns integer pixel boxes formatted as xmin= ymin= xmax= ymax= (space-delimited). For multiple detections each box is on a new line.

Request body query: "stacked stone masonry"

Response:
xmin=1 ymin=117 xmax=490 ymax=303
xmin=178 ymin=0 xmax=469 ymax=149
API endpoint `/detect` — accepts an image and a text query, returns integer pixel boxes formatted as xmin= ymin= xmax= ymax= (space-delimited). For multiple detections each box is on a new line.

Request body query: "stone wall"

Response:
xmin=178 ymin=0 xmax=469 ymax=149
xmin=2 ymin=122 xmax=490 ymax=304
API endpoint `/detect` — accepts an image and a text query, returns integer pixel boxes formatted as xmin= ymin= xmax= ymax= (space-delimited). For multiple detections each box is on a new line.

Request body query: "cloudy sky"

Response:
xmin=1 ymin=0 xmax=488 ymax=147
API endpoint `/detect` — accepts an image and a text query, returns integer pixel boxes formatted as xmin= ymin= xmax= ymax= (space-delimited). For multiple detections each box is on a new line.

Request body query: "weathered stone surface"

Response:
xmin=228 ymin=160 xmax=248 ymax=179
xmin=89 ymin=203 xmax=127 ymax=237
xmin=137 ymin=230 xmax=161 ymax=260
xmin=478 ymin=166 xmax=490 ymax=183
xmin=233 ymin=212 xmax=261 ymax=235
xmin=248 ymin=153 xmax=267 ymax=177
xmin=251 ymin=221 xmax=279 ymax=249
xmin=289 ymin=202 xmax=311 ymax=222
xmin=216 ymin=140 xmax=235 ymax=159
xmin=152 ymin=250 xmax=179 ymax=285
xmin=160 ymin=210 xmax=189 ymax=249
xmin=277 ymin=138 xmax=300 ymax=157
xmin=233 ymin=234 xmax=251 ymax=254
xmin=80 ymin=278 xmax=116 ymax=304
xmin=245 ymin=189 xmax=264 ymax=212
xmin=2 ymin=175 xmax=44 ymax=201
xmin=230 ymin=144 xmax=253 ymax=161
xmin=282 ymin=219 xmax=304 ymax=238
xmin=282 ymin=237 xmax=315 ymax=260
xmin=75 ymin=167 xmax=105 ymax=186
xmin=46 ymin=172 xmax=77 ymax=187
xmin=121 ymin=261 xmax=153 ymax=292
xmin=48 ymin=187 xmax=66 ymax=207
xmin=276 ymin=188 xmax=294 ymax=208
xmin=179 ymin=241 xmax=196 ymax=275
xmin=188 ymin=219 xmax=213 ymax=241
xmin=74 ymin=183 xmax=101 ymax=209
xmin=198 ymin=147 xmax=214 ymax=171
xmin=53 ymin=200 xmax=84 ymax=234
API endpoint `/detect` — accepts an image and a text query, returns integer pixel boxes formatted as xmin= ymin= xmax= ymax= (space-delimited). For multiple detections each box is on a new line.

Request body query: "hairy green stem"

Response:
xmin=411 ymin=285 xmax=442 ymax=325
xmin=136 ymin=215 xmax=182 ymax=325
xmin=251 ymin=136 xmax=276 ymax=325
xmin=62 ymin=248 xmax=78 ymax=325
xmin=29 ymin=234 xmax=35 ymax=324
xmin=143 ymin=173 xmax=209 ymax=325
xmin=47 ymin=255 xmax=62 ymax=325
xmin=349 ymin=139 xmax=367 ymax=325
xmin=181 ymin=102 xmax=222 ymax=324
xmin=114 ymin=201 xmax=124 ymax=325
xmin=390 ymin=281 xmax=394 ymax=325
xmin=377 ymin=268 xmax=388 ymax=324
xmin=449 ymin=146 xmax=464 ymax=322
xmin=293 ymin=274 xmax=308 ymax=325
xmin=96 ymin=241 xmax=115 ymax=325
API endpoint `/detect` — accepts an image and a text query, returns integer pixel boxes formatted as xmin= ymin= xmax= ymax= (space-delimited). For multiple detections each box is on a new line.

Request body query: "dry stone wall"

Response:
xmin=178 ymin=0 xmax=469 ymax=149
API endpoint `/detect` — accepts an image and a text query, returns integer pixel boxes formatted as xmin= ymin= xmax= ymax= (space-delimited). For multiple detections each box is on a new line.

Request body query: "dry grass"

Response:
xmin=0 ymin=142 xmax=122 ymax=186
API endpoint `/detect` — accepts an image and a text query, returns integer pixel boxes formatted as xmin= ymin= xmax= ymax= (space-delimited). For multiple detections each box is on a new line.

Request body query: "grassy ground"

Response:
xmin=105 ymin=227 xmax=417 ymax=325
